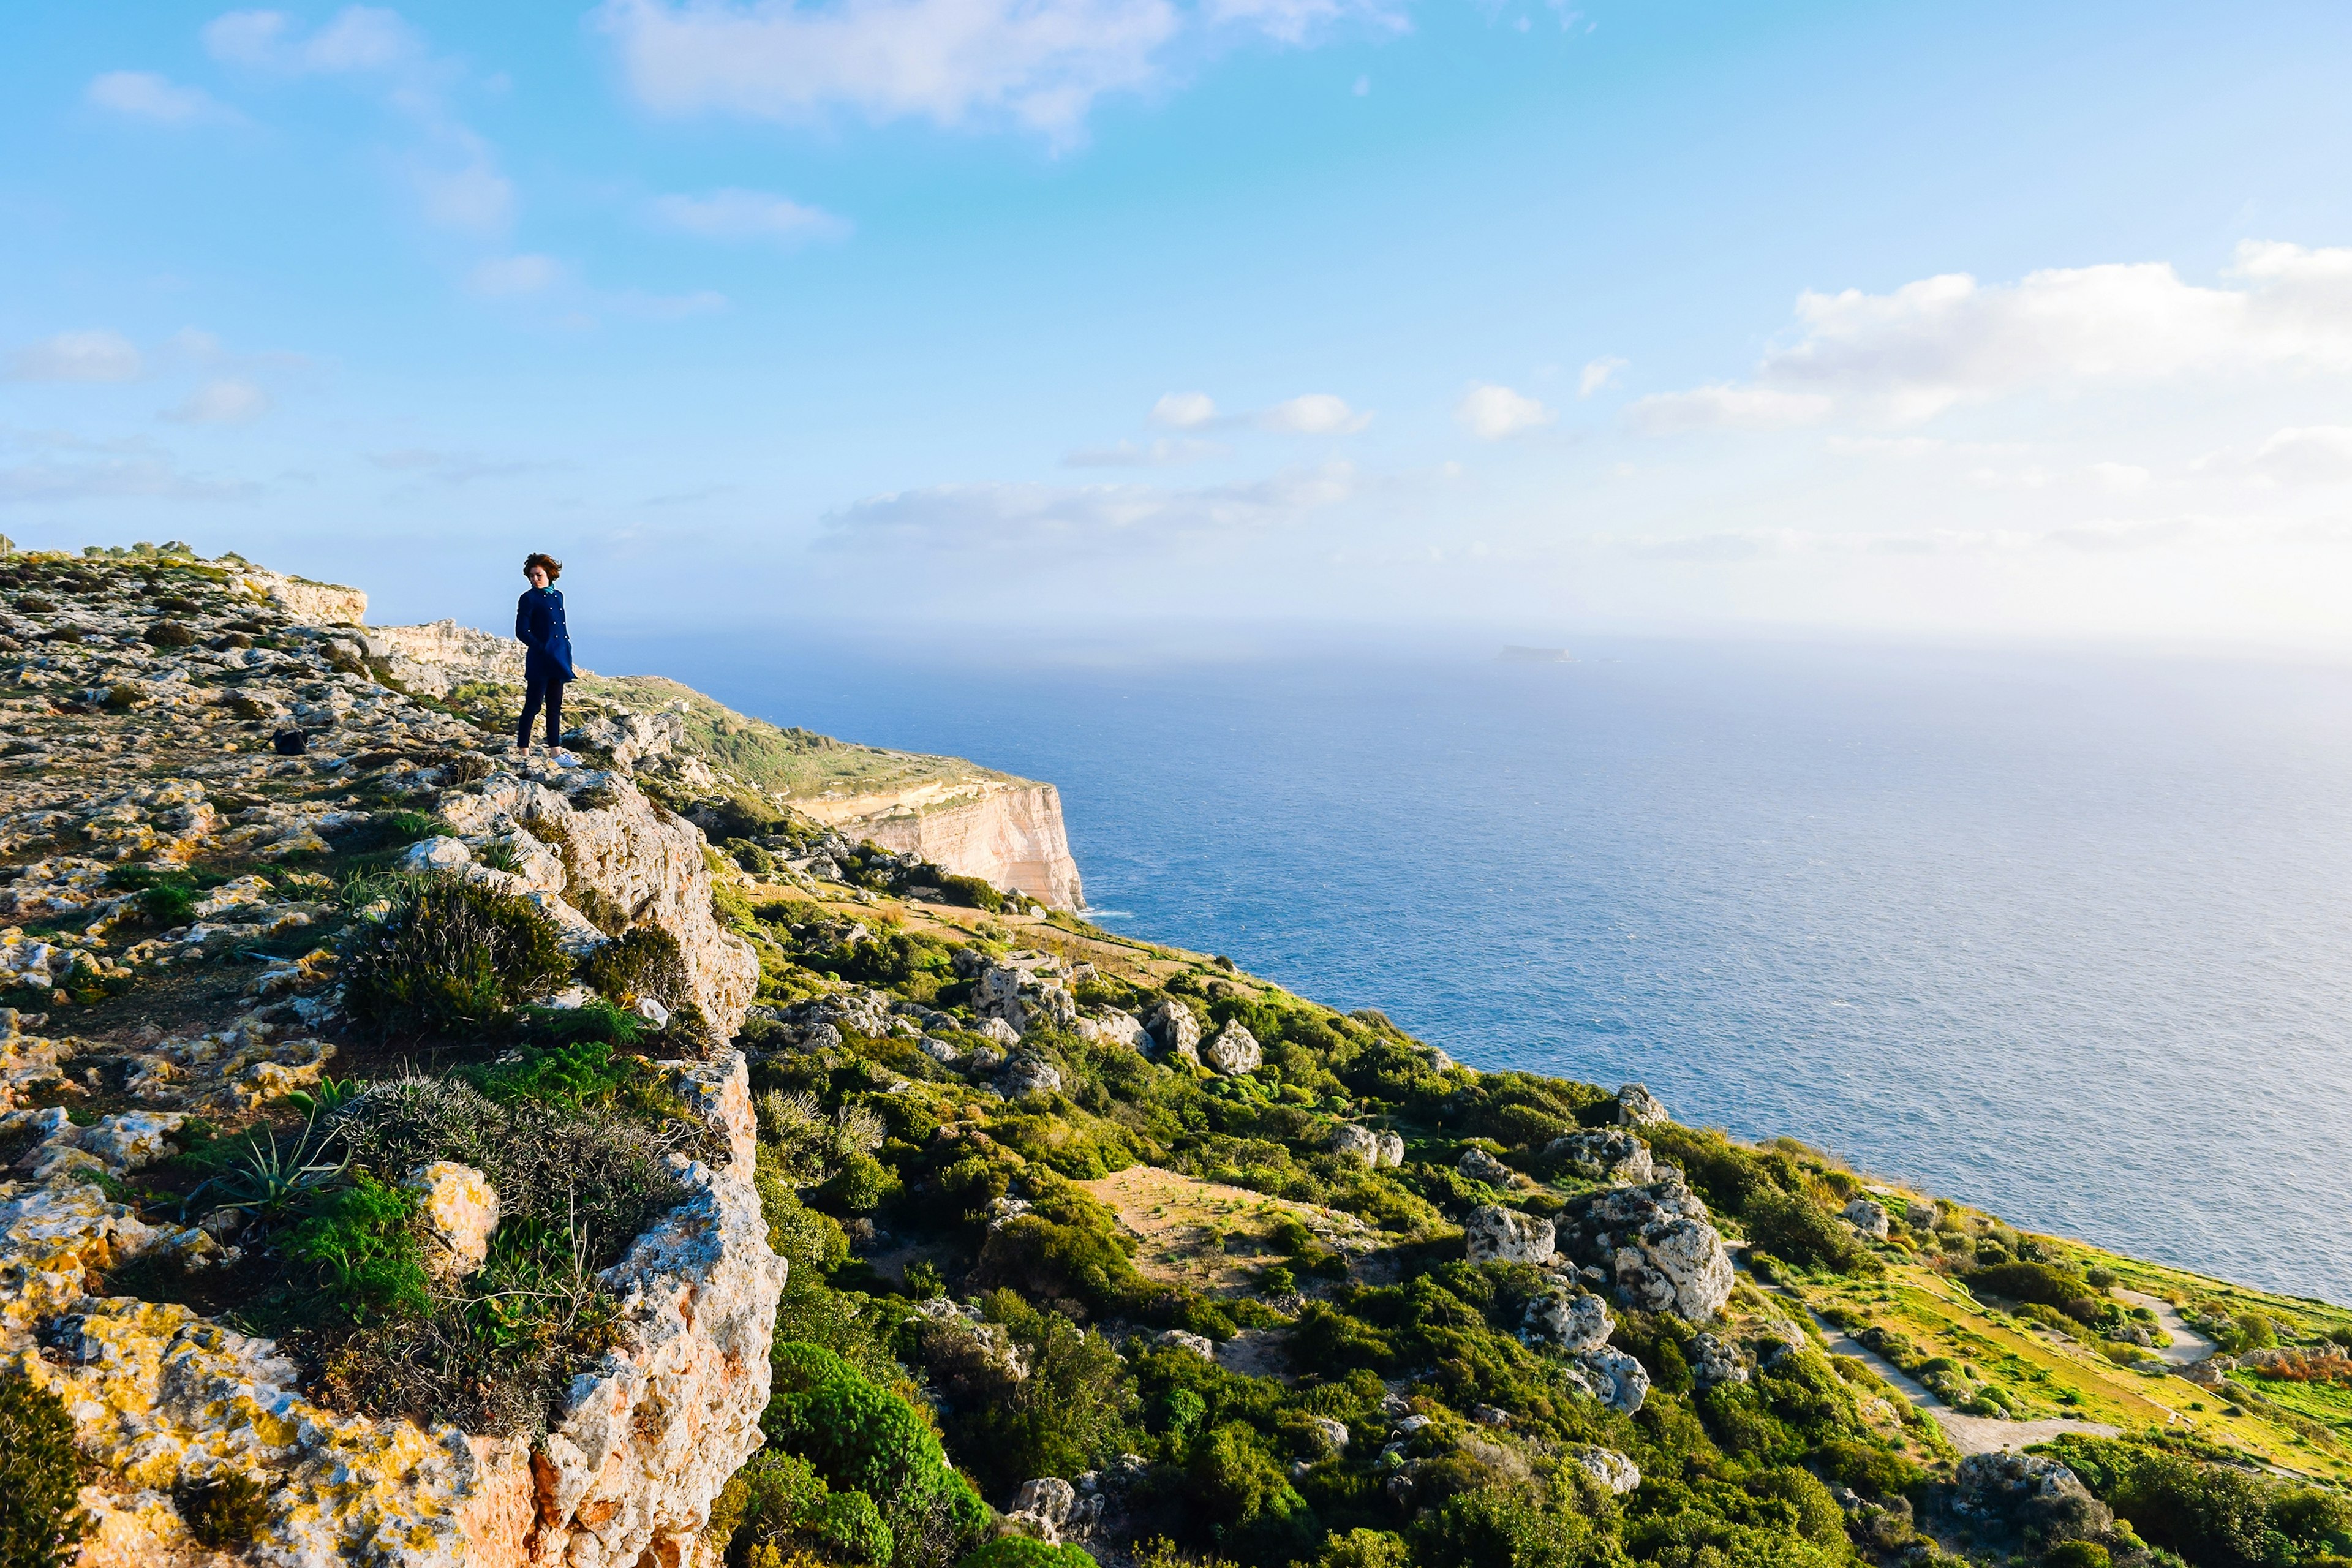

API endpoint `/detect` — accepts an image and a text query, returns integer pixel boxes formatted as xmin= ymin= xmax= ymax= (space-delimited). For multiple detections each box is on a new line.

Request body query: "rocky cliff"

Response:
xmin=363 ymin=619 xmax=1087 ymax=911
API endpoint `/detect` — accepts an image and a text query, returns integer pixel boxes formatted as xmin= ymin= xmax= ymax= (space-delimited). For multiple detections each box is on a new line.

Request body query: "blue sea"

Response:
xmin=608 ymin=629 xmax=2352 ymax=1305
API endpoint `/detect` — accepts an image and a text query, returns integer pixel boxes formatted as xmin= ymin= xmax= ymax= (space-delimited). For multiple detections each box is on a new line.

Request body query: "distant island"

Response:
xmin=1499 ymin=645 xmax=1577 ymax=663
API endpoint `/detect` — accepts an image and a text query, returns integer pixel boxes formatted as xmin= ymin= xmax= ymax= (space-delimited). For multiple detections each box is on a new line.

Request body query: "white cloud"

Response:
xmin=1151 ymin=391 xmax=1218 ymax=428
xmin=824 ymin=461 xmax=1354 ymax=549
xmin=652 ymin=188 xmax=851 ymax=246
xmin=1657 ymin=241 xmax=2352 ymax=428
xmin=86 ymin=70 xmax=236 ymax=125
xmin=203 ymin=7 xmax=424 ymax=74
xmin=8 ymin=331 xmax=144 ymax=383
xmin=1629 ymin=383 xmax=1830 ymax=434
xmin=165 ymin=379 xmax=270 ymax=424
xmin=1455 ymin=383 xmax=1552 ymax=440
xmin=1257 ymin=393 xmax=1369 ymax=433
xmin=1064 ymin=437 xmax=1219 ymax=467
xmin=1577 ymin=356 xmax=1626 ymax=396
xmin=2233 ymin=426 xmax=2352 ymax=487
xmin=469 ymin=254 xmax=564 ymax=296
xmin=369 ymin=448 xmax=559 ymax=484
xmin=597 ymin=0 xmax=1178 ymax=141
xmin=2088 ymin=461 xmax=2150 ymax=492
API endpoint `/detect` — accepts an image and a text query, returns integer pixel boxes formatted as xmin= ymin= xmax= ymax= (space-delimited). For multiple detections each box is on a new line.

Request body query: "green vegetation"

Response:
xmin=0 ymin=1376 xmax=88 ymax=1568
xmin=339 ymin=872 xmax=572 ymax=1038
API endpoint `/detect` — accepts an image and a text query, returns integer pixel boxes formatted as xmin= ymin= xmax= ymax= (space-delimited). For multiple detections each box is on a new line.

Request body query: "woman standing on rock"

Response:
xmin=515 ymin=552 xmax=575 ymax=753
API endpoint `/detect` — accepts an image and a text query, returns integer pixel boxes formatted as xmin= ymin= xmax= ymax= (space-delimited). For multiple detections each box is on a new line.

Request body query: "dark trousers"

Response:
xmin=519 ymin=674 xmax=565 ymax=748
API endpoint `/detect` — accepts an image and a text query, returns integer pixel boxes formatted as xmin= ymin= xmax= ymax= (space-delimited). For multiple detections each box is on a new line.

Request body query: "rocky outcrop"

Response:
xmin=1950 ymin=1453 xmax=2113 ymax=1544
xmin=435 ymin=763 xmax=760 ymax=1036
xmin=1144 ymin=1000 xmax=1202 ymax=1066
xmin=4 ymin=1053 xmax=785 ymax=1568
xmin=1554 ymin=1174 xmax=1734 ymax=1322
xmin=1457 ymin=1147 xmax=1518 ymax=1187
xmin=1616 ymin=1083 xmax=1668 ymax=1126
xmin=1521 ymin=1288 xmax=1611 ymax=1353
xmin=369 ymin=619 xmax=531 ymax=697
xmin=960 ymin=949 xmax=1078 ymax=1038
xmin=1576 ymin=1448 xmax=1640 ymax=1495
xmin=1545 ymin=1128 xmax=1654 ymax=1184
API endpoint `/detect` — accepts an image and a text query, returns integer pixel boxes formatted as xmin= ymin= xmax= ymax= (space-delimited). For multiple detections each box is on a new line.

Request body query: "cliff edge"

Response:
xmin=367 ymin=618 xmax=1086 ymax=911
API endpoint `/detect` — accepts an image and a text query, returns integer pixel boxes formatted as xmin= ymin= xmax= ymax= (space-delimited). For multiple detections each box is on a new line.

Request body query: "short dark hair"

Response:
xmin=523 ymin=552 xmax=562 ymax=582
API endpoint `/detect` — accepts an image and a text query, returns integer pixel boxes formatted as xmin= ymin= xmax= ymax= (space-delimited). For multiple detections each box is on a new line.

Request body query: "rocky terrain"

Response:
xmin=0 ymin=542 xmax=2348 ymax=1568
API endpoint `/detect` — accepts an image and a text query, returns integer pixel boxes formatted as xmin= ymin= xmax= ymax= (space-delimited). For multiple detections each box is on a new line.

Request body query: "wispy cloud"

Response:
xmin=652 ymin=188 xmax=851 ymax=246
xmin=86 ymin=70 xmax=239 ymax=126
xmin=8 ymin=331 xmax=144 ymax=383
xmin=824 ymin=461 xmax=1355 ymax=549
xmin=1577 ymin=356 xmax=1626 ymax=396
xmin=597 ymin=0 xmax=1396 ymax=143
xmin=165 ymin=379 xmax=271 ymax=424
xmin=369 ymin=447 xmax=563 ymax=484
xmin=205 ymin=6 xmax=514 ymax=232
xmin=1145 ymin=390 xmax=1370 ymax=434
xmin=1063 ymin=437 xmax=1221 ymax=467
xmin=1629 ymin=383 xmax=1830 ymax=434
xmin=469 ymin=254 xmax=564 ymax=296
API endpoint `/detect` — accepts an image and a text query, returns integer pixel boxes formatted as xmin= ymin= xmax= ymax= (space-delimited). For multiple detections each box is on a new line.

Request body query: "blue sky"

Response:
xmin=9 ymin=1 xmax=2352 ymax=646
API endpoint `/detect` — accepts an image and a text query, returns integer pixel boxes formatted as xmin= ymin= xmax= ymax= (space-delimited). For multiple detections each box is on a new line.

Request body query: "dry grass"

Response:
xmin=1078 ymin=1164 xmax=1370 ymax=1295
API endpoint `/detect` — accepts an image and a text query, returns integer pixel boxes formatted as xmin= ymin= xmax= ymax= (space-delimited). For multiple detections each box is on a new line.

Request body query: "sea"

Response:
xmin=605 ymin=628 xmax=2352 ymax=1305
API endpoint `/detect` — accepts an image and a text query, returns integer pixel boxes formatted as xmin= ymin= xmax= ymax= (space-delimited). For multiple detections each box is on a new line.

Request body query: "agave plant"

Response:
xmin=189 ymin=1112 xmax=349 ymax=1221
xmin=279 ymin=1076 xmax=362 ymax=1120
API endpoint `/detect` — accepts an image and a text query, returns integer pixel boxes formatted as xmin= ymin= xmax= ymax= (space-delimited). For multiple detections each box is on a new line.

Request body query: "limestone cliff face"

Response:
xmin=799 ymin=779 xmax=1085 ymax=911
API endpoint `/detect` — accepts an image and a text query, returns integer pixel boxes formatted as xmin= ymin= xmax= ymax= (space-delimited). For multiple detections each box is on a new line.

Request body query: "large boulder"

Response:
xmin=967 ymin=952 xmax=1079 ymax=1037
xmin=1567 ymin=1347 xmax=1650 ymax=1414
xmin=1202 ymin=1021 xmax=1261 ymax=1076
xmin=1077 ymin=1011 xmax=1148 ymax=1050
xmin=1457 ymin=1147 xmax=1518 ymax=1187
xmin=1374 ymin=1131 xmax=1405 ymax=1167
xmin=1521 ymin=1289 xmax=1612 ymax=1354
xmin=1555 ymin=1174 xmax=1734 ymax=1322
xmin=1329 ymin=1124 xmax=1382 ymax=1166
xmin=1544 ymin=1128 xmax=1654 ymax=1184
xmin=1143 ymin=1000 xmax=1202 ymax=1064
xmin=1575 ymin=1448 xmax=1640 ymax=1495
xmin=1951 ymin=1453 xmax=2113 ymax=1545
xmin=1843 ymin=1197 xmax=1891 ymax=1239
xmin=1464 ymin=1205 xmax=1556 ymax=1267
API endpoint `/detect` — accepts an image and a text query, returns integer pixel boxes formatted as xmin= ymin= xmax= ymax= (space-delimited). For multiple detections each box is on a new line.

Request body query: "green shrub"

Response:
xmin=341 ymin=874 xmax=572 ymax=1037
xmin=935 ymin=872 xmax=1006 ymax=913
xmin=144 ymin=619 xmax=197 ymax=647
xmin=0 ymin=1375 xmax=89 ymax=1568
xmin=1316 ymin=1529 xmax=1412 ymax=1568
xmin=1962 ymin=1261 xmax=2097 ymax=1311
xmin=1744 ymin=1190 xmax=1861 ymax=1273
xmin=2043 ymin=1544 xmax=2112 ymax=1568
xmin=956 ymin=1540 xmax=1101 ymax=1568
xmin=1812 ymin=1437 xmax=1922 ymax=1498
xmin=763 ymin=1343 xmax=988 ymax=1562
xmin=330 ymin=810 xmax=447 ymax=854
xmin=285 ymin=1173 xmax=431 ymax=1324
xmin=582 ymin=924 xmax=694 ymax=1010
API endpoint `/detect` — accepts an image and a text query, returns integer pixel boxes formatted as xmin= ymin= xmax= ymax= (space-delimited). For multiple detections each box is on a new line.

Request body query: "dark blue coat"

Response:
xmin=516 ymin=587 xmax=575 ymax=682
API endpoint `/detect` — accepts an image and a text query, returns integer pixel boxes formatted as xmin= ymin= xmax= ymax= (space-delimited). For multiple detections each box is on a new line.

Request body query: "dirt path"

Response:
xmin=1796 ymin=1296 xmax=2122 ymax=1456
xmin=2119 ymin=1289 xmax=2218 ymax=1366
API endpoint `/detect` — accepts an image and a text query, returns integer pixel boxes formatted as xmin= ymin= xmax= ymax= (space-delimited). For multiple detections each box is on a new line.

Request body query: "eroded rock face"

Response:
xmin=1545 ymin=1128 xmax=1654 ymax=1184
xmin=4 ymin=1052 xmax=785 ymax=1568
xmin=1457 ymin=1147 xmax=1517 ymax=1187
xmin=1329 ymin=1124 xmax=1381 ymax=1166
xmin=1555 ymin=1174 xmax=1734 ymax=1322
xmin=962 ymin=949 xmax=1079 ymax=1038
xmin=1077 ymin=1010 xmax=1147 ymax=1050
xmin=1464 ymin=1205 xmax=1556 ymax=1267
xmin=1690 ymin=1331 xmax=1749 ymax=1387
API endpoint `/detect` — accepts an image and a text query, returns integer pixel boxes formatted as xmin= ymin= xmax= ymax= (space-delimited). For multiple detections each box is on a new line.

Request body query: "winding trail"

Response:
xmin=2118 ymin=1289 xmax=2217 ymax=1366
xmin=1778 ymin=1289 xmax=2121 ymax=1456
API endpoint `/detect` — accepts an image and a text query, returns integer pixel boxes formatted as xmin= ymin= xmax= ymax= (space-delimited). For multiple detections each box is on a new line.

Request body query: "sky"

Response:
xmin=8 ymin=0 xmax=2352 ymax=649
